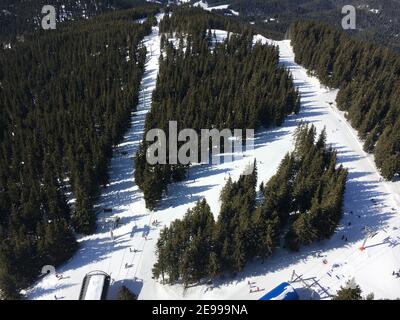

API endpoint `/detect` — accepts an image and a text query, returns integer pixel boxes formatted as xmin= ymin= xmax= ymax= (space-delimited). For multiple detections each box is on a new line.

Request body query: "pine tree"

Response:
xmin=207 ymin=251 xmax=219 ymax=279
xmin=333 ymin=280 xmax=363 ymax=300
xmin=73 ymin=187 xmax=96 ymax=235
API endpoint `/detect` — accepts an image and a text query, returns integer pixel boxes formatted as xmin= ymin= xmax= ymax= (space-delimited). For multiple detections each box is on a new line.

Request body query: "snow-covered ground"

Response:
xmin=194 ymin=1 xmax=239 ymax=16
xmin=194 ymin=1 xmax=229 ymax=11
xmin=28 ymin=20 xmax=400 ymax=300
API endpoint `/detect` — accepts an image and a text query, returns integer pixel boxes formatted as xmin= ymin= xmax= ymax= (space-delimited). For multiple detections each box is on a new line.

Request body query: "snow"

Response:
xmin=27 ymin=20 xmax=400 ymax=300
xmin=207 ymin=4 xmax=230 ymax=11
xmin=193 ymin=1 xmax=239 ymax=16
xmin=134 ymin=17 xmax=148 ymax=24
xmin=253 ymin=34 xmax=273 ymax=46
xmin=193 ymin=1 xmax=209 ymax=9
xmin=369 ymin=9 xmax=380 ymax=14
xmin=209 ymin=29 xmax=230 ymax=44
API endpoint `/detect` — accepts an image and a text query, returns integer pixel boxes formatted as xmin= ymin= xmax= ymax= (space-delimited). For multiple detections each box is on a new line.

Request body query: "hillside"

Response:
xmin=184 ymin=0 xmax=400 ymax=52
xmin=1 ymin=0 xmax=400 ymax=301
xmin=0 ymin=0 xmax=153 ymax=45
xmin=27 ymin=10 xmax=400 ymax=301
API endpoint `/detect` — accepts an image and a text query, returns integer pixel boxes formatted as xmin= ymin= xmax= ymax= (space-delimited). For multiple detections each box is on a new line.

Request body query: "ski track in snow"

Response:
xmin=28 ymin=25 xmax=400 ymax=300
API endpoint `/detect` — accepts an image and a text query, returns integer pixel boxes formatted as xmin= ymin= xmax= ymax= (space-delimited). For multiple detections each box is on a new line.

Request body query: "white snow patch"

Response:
xmin=193 ymin=1 xmax=239 ymax=16
xmin=134 ymin=17 xmax=148 ymax=24
xmin=253 ymin=34 xmax=273 ymax=46
xmin=193 ymin=0 xmax=209 ymax=9
xmin=209 ymin=29 xmax=230 ymax=43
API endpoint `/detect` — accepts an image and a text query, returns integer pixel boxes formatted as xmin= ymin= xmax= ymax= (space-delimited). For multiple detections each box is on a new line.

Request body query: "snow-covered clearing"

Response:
xmin=194 ymin=1 xmax=239 ymax=16
xmin=28 ymin=20 xmax=400 ymax=300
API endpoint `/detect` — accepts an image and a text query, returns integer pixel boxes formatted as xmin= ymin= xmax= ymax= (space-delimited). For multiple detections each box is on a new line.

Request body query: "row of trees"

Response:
xmin=289 ymin=20 xmax=400 ymax=180
xmin=135 ymin=7 xmax=300 ymax=210
xmin=0 ymin=7 xmax=158 ymax=299
xmin=264 ymin=124 xmax=348 ymax=251
xmin=0 ymin=0 xmax=156 ymax=45
xmin=202 ymin=0 xmax=400 ymax=53
xmin=152 ymin=124 xmax=348 ymax=286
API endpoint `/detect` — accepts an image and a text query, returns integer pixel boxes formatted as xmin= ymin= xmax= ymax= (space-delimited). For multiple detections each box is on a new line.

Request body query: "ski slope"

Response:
xmin=28 ymin=20 xmax=400 ymax=300
xmin=193 ymin=1 xmax=239 ymax=16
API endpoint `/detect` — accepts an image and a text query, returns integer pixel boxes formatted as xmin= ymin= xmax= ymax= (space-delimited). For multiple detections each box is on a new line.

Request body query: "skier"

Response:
xmin=54 ymin=295 xmax=58 ymax=300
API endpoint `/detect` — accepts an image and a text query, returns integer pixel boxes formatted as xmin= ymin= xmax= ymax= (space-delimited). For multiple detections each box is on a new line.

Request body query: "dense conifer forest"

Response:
xmin=135 ymin=7 xmax=300 ymax=210
xmin=152 ymin=124 xmax=347 ymax=286
xmin=0 ymin=0 xmax=154 ymax=45
xmin=197 ymin=0 xmax=400 ymax=53
xmin=0 ymin=6 xmax=158 ymax=299
xmin=289 ymin=20 xmax=400 ymax=180
xmin=0 ymin=0 xmax=393 ymax=301
xmin=3 ymin=1 xmax=400 ymax=51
